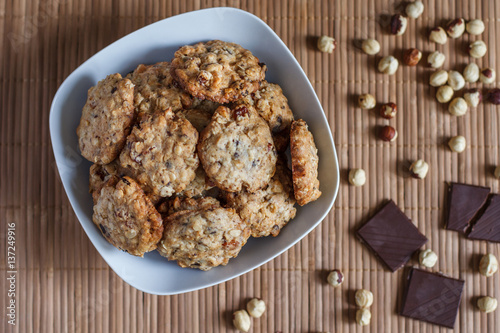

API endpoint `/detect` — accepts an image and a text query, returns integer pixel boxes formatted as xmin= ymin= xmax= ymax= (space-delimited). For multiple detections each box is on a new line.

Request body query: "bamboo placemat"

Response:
xmin=1 ymin=0 xmax=499 ymax=332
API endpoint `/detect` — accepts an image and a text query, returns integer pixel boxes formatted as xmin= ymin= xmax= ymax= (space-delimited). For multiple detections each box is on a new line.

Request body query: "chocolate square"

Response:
xmin=468 ymin=194 xmax=500 ymax=243
xmin=356 ymin=200 xmax=428 ymax=272
xmin=446 ymin=182 xmax=490 ymax=232
xmin=400 ymin=268 xmax=464 ymax=328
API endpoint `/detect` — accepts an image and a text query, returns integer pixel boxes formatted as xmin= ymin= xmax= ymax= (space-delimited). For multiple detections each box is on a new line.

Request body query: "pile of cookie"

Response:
xmin=76 ymin=40 xmax=322 ymax=270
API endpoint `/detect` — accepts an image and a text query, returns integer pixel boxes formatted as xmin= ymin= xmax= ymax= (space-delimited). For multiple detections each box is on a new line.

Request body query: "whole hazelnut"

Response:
xmin=446 ymin=18 xmax=465 ymax=38
xmin=448 ymin=97 xmax=468 ymax=116
xmin=488 ymin=88 xmax=500 ymax=105
xmin=361 ymin=38 xmax=380 ymax=55
xmin=477 ymin=296 xmax=498 ymax=314
xmin=405 ymin=1 xmax=424 ymax=19
xmin=480 ymin=67 xmax=496 ymax=84
xmin=464 ymin=89 xmax=482 ymax=107
xmin=479 ymin=253 xmax=498 ymax=277
xmin=495 ymin=165 xmax=500 ymax=178
xmin=469 ymin=40 xmax=487 ymax=58
xmin=356 ymin=309 xmax=371 ymax=326
xmin=448 ymin=135 xmax=467 ymax=153
xmin=466 ymin=19 xmax=485 ymax=35
xmin=349 ymin=168 xmax=366 ymax=186
xmin=429 ymin=27 xmax=447 ymax=44
xmin=355 ymin=289 xmax=374 ymax=308
xmin=403 ymin=48 xmax=422 ymax=66
xmin=380 ymin=102 xmax=397 ymax=119
xmin=317 ymin=35 xmax=336 ymax=53
xmin=379 ymin=125 xmax=398 ymax=142
xmin=378 ymin=56 xmax=399 ymax=75
xmin=409 ymin=159 xmax=429 ymax=179
xmin=246 ymin=298 xmax=266 ymax=318
xmin=419 ymin=249 xmax=438 ymax=267
xmin=436 ymin=85 xmax=454 ymax=103
xmin=233 ymin=310 xmax=251 ymax=332
xmin=463 ymin=63 xmax=480 ymax=83
xmin=447 ymin=71 xmax=466 ymax=91
xmin=429 ymin=70 xmax=449 ymax=87
xmin=391 ymin=14 xmax=408 ymax=35
xmin=358 ymin=93 xmax=376 ymax=109
xmin=327 ymin=269 xmax=344 ymax=287
xmin=427 ymin=51 xmax=446 ymax=69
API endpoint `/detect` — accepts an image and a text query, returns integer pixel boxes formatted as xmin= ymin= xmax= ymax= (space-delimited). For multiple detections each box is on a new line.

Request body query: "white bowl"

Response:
xmin=50 ymin=7 xmax=339 ymax=295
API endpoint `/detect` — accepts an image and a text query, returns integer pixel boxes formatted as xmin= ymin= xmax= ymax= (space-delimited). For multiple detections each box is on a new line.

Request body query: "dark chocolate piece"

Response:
xmin=400 ymin=268 xmax=464 ymax=329
xmin=446 ymin=182 xmax=490 ymax=232
xmin=356 ymin=200 xmax=428 ymax=272
xmin=468 ymin=194 xmax=500 ymax=242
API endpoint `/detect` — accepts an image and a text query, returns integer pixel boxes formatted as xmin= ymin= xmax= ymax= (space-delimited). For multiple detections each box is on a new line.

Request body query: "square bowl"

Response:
xmin=50 ymin=7 xmax=339 ymax=295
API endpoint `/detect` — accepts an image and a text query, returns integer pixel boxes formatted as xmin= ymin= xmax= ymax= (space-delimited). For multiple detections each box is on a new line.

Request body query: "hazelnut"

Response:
xmin=317 ymin=35 xmax=336 ymax=53
xmin=464 ymin=89 xmax=482 ymax=107
xmin=379 ymin=125 xmax=398 ymax=142
xmin=429 ymin=27 xmax=447 ymax=44
xmin=405 ymin=1 xmax=424 ymax=19
xmin=378 ymin=56 xmax=399 ymax=75
xmin=403 ymin=48 xmax=422 ymax=66
xmin=436 ymin=85 xmax=454 ymax=103
xmin=479 ymin=253 xmax=498 ymax=277
xmin=448 ymin=97 xmax=468 ymax=116
xmin=419 ymin=249 xmax=438 ymax=268
xmin=409 ymin=159 xmax=429 ymax=179
xmin=427 ymin=51 xmax=446 ymax=69
xmin=355 ymin=289 xmax=374 ymax=308
xmin=480 ymin=67 xmax=496 ymax=84
xmin=488 ymin=88 xmax=500 ymax=105
xmin=446 ymin=18 xmax=465 ymax=38
xmin=232 ymin=310 xmax=251 ymax=332
xmin=463 ymin=63 xmax=480 ymax=83
xmin=358 ymin=93 xmax=376 ymax=109
xmin=448 ymin=135 xmax=467 ymax=153
xmin=429 ymin=70 xmax=449 ymax=87
xmin=477 ymin=296 xmax=498 ymax=314
xmin=390 ymin=14 xmax=408 ymax=35
xmin=361 ymin=38 xmax=380 ymax=55
xmin=466 ymin=19 xmax=485 ymax=35
xmin=246 ymin=298 xmax=266 ymax=318
xmin=327 ymin=269 xmax=344 ymax=287
xmin=348 ymin=168 xmax=366 ymax=186
xmin=447 ymin=71 xmax=466 ymax=91
xmin=380 ymin=102 xmax=397 ymax=119
xmin=469 ymin=40 xmax=487 ymax=58
xmin=495 ymin=166 xmax=500 ymax=179
xmin=356 ymin=309 xmax=371 ymax=326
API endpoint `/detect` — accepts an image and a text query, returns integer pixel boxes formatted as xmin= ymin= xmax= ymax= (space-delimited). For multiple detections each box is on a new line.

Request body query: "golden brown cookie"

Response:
xmin=177 ymin=166 xmax=214 ymax=198
xmin=166 ymin=196 xmax=220 ymax=215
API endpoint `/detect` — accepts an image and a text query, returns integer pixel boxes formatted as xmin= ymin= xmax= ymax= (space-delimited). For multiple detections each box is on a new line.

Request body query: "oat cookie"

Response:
xmin=77 ymin=73 xmax=135 ymax=164
xmin=167 ymin=196 xmax=220 ymax=215
xmin=290 ymin=119 xmax=322 ymax=205
xmin=93 ymin=176 xmax=163 ymax=257
xmin=180 ymin=108 xmax=213 ymax=133
xmin=198 ymin=104 xmax=277 ymax=193
xmin=119 ymin=108 xmax=199 ymax=197
xmin=178 ymin=166 xmax=214 ymax=198
xmin=157 ymin=206 xmax=251 ymax=270
xmin=171 ymin=40 xmax=267 ymax=103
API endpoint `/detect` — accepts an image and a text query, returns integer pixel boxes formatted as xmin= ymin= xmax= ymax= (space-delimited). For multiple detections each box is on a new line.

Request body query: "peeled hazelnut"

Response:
xmin=447 ymin=71 xmax=466 ymax=91
xmin=488 ymin=88 xmax=500 ymax=105
xmin=495 ymin=166 xmax=500 ymax=179
xmin=403 ymin=48 xmax=422 ymax=66
xmin=429 ymin=27 xmax=447 ymax=44
xmin=429 ymin=70 xmax=449 ymax=87
xmin=405 ymin=1 xmax=424 ymax=19
xmin=446 ymin=18 xmax=465 ymax=38
xmin=317 ymin=35 xmax=336 ymax=53
xmin=448 ymin=135 xmax=467 ymax=153
xmin=361 ymin=38 xmax=380 ymax=55
xmin=480 ymin=67 xmax=496 ymax=84
xmin=477 ymin=296 xmax=498 ymax=314
xmin=246 ymin=298 xmax=266 ymax=318
xmin=327 ymin=269 xmax=344 ymax=287
xmin=380 ymin=102 xmax=397 ymax=119
xmin=419 ymin=249 xmax=438 ymax=267
xmin=233 ymin=310 xmax=251 ymax=332
xmin=448 ymin=97 xmax=468 ymax=116
xmin=355 ymin=289 xmax=374 ymax=308
xmin=379 ymin=125 xmax=398 ymax=142
xmin=378 ymin=56 xmax=399 ymax=75
xmin=427 ymin=51 xmax=446 ymax=69
xmin=466 ymin=19 xmax=485 ymax=35
xmin=409 ymin=159 xmax=429 ymax=179
xmin=479 ymin=253 xmax=498 ymax=277
xmin=356 ymin=309 xmax=371 ymax=326
xmin=391 ymin=14 xmax=408 ymax=35
xmin=358 ymin=93 xmax=376 ymax=109
xmin=463 ymin=63 xmax=480 ymax=83
xmin=349 ymin=168 xmax=366 ymax=186
xmin=464 ymin=89 xmax=482 ymax=107
xmin=469 ymin=40 xmax=487 ymax=58
xmin=436 ymin=85 xmax=454 ymax=103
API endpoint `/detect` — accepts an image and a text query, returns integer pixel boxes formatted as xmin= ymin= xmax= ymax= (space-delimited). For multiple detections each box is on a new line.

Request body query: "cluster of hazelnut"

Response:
xmin=477 ymin=253 xmax=498 ymax=314
xmin=232 ymin=298 xmax=266 ymax=332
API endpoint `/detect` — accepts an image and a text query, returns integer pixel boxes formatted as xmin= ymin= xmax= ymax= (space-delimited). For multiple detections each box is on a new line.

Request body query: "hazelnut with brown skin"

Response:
xmin=380 ymin=126 xmax=398 ymax=142
xmin=480 ymin=68 xmax=496 ymax=84
xmin=403 ymin=48 xmax=422 ymax=66
xmin=488 ymin=88 xmax=500 ymax=105
xmin=446 ymin=18 xmax=465 ymax=38
xmin=380 ymin=103 xmax=397 ymax=119
xmin=429 ymin=27 xmax=447 ymax=44
xmin=391 ymin=14 xmax=408 ymax=35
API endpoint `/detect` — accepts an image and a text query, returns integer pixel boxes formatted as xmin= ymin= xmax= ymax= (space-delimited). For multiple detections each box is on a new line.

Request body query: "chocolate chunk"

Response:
xmin=446 ymin=182 xmax=490 ymax=232
xmin=400 ymin=268 xmax=464 ymax=329
xmin=467 ymin=194 xmax=500 ymax=242
xmin=356 ymin=200 xmax=428 ymax=272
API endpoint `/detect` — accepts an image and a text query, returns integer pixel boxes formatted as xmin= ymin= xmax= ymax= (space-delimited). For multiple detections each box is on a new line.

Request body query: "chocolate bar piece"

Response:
xmin=400 ymin=268 xmax=464 ymax=328
xmin=356 ymin=200 xmax=428 ymax=272
xmin=468 ymin=194 xmax=500 ymax=243
xmin=446 ymin=182 xmax=490 ymax=232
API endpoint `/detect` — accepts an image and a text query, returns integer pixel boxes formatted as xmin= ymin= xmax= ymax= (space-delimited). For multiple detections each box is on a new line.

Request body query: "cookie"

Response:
xmin=180 ymin=108 xmax=213 ymax=133
xmin=225 ymin=156 xmax=296 ymax=237
xmin=77 ymin=73 xmax=135 ymax=164
xmin=93 ymin=176 xmax=163 ymax=257
xmin=119 ymin=108 xmax=199 ymax=197
xmin=177 ymin=166 xmax=214 ymax=198
xmin=198 ymin=104 xmax=277 ymax=193
xmin=171 ymin=40 xmax=267 ymax=103
xmin=157 ymin=206 xmax=251 ymax=270
xmin=167 ymin=196 xmax=220 ymax=215
xmin=290 ymin=119 xmax=322 ymax=206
